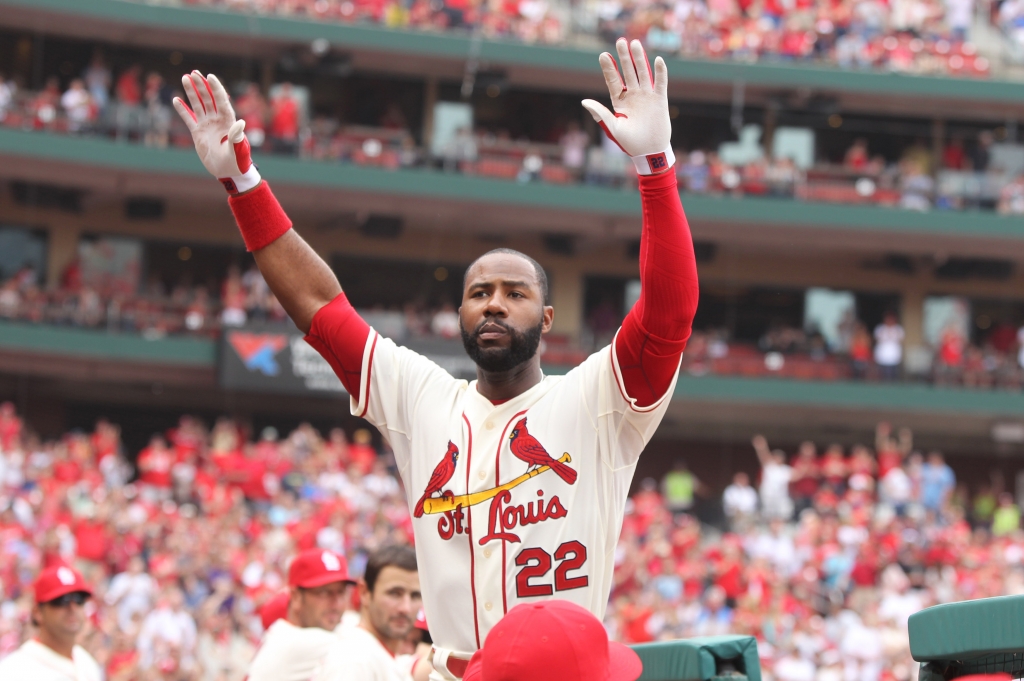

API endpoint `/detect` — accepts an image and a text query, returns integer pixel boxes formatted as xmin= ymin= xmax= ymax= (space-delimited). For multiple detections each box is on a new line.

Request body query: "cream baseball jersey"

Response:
xmin=350 ymin=329 xmax=678 ymax=656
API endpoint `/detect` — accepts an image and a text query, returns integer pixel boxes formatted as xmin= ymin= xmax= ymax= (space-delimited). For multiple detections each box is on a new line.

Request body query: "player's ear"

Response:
xmin=541 ymin=305 xmax=554 ymax=334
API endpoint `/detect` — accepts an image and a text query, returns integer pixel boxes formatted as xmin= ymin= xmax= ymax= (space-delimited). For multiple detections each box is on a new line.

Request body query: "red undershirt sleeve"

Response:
xmin=614 ymin=171 xmax=699 ymax=408
xmin=226 ymin=182 xmax=371 ymax=397
xmin=303 ymin=293 xmax=372 ymax=397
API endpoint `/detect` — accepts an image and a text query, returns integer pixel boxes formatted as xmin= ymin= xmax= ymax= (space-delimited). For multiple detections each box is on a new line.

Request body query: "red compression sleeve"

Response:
xmin=304 ymin=292 xmax=372 ymax=397
xmin=614 ymin=171 xmax=699 ymax=408
xmin=227 ymin=181 xmax=293 ymax=251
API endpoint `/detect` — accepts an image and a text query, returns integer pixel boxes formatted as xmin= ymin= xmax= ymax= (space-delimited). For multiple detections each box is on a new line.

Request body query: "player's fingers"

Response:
xmin=228 ymin=119 xmax=246 ymax=144
xmin=172 ymin=97 xmax=198 ymax=132
xmin=598 ymin=52 xmax=626 ymax=102
xmin=615 ymin=38 xmax=640 ymax=91
xmin=207 ymin=73 xmax=234 ymax=118
xmin=583 ymin=100 xmax=629 ymax=154
xmin=653 ymin=56 xmax=668 ymax=97
xmin=189 ymin=71 xmax=213 ymax=115
xmin=630 ymin=39 xmax=654 ymax=91
xmin=181 ymin=74 xmax=205 ymax=117
xmin=582 ymin=99 xmax=615 ymax=128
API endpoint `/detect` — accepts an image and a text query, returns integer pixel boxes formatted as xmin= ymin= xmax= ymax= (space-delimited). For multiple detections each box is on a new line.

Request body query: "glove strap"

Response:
xmin=631 ymin=147 xmax=675 ymax=176
xmin=219 ymin=165 xmax=262 ymax=195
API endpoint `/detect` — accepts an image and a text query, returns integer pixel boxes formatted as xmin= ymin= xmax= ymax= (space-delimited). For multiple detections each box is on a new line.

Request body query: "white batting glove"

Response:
xmin=172 ymin=71 xmax=261 ymax=195
xmin=582 ymin=39 xmax=674 ymax=175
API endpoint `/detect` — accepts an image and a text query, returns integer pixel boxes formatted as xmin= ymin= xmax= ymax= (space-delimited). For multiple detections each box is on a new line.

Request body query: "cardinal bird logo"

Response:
xmin=509 ymin=417 xmax=577 ymax=485
xmin=414 ymin=441 xmax=459 ymax=518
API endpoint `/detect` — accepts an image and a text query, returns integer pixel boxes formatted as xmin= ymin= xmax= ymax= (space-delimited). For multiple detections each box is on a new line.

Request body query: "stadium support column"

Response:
xmin=900 ymin=287 xmax=926 ymax=359
xmin=422 ymin=76 xmax=439 ymax=150
xmin=931 ymin=119 xmax=945 ymax=176
xmin=46 ymin=225 xmax=80 ymax=289
xmin=549 ymin=262 xmax=583 ymax=342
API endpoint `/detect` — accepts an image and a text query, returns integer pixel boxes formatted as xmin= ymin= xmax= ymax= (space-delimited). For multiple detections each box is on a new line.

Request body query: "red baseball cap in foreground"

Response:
xmin=463 ymin=600 xmax=642 ymax=681
xmin=260 ymin=591 xmax=290 ymax=630
xmin=34 ymin=565 xmax=93 ymax=604
xmin=287 ymin=549 xmax=355 ymax=588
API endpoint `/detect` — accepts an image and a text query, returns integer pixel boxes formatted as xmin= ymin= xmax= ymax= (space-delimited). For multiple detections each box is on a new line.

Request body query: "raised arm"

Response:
xmin=174 ymin=72 xmax=369 ymax=394
xmin=583 ymin=40 xmax=699 ymax=408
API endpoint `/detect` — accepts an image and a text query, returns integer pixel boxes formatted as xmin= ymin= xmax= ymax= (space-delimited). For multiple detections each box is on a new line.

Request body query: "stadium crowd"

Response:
xmin=3 ymin=62 xmax=1024 ymax=212
xmin=4 ymin=253 xmax=1024 ymax=388
xmin=132 ymin=0 xmax=997 ymax=78
xmin=0 ymin=402 xmax=1019 ymax=681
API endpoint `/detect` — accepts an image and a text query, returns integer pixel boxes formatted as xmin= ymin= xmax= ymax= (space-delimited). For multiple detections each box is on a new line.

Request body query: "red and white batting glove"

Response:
xmin=582 ymin=39 xmax=675 ymax=176
xmin=172 ymin=71 xmax=261 ymax=195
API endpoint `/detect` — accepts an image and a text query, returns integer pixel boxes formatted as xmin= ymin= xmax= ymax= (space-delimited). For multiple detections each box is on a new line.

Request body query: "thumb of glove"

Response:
xmin=228 ymin=119 xmax=247 ymax=144
xmin=581 ymin=99 xmax=615 ymax=129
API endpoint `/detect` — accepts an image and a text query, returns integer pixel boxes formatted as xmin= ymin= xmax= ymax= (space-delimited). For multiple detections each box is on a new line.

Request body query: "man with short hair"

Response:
xmin=248 ymin=548 xmax=355 ymax=681
xmin=0 ymin=565 xmax=103 ymax=681
xmin=316 ymin=545 xmax=421 ymax=681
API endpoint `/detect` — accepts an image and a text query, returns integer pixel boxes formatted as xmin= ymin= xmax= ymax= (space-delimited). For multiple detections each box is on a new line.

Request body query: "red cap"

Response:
xmin=463 ymin=600 xmax=641 ymax=681
xmin=287 ymin=549 xmax=354 ymax=588
xmin=34 ymin=565 xmax=93 ymax=604
xmin=260 ymin=592 xmax=290 ymax=630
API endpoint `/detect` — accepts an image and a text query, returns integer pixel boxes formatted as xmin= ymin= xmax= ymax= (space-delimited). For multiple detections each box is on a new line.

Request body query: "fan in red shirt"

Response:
xmin=137 ymin=435 xmax=175 ymax=493
xmin=0 ymin=401 xmax=22 ymax=451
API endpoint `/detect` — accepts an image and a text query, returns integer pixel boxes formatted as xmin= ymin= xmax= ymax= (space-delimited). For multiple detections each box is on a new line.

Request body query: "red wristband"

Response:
xmin=227 ymin=181 xmax=293 ymax=252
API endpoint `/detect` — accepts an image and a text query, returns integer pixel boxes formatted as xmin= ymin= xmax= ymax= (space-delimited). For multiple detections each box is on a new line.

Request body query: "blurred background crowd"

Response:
xmin=146 ymin=0 xmax=1015 ymax=79
xmin=0 ymin=403 xmax=1018 ymax=681
xmin=4 ymin=52 xmax=1024 ymax=213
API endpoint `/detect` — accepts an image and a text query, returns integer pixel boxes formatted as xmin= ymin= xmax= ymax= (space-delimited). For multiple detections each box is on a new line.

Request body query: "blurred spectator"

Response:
xmin=920 ymin=451 xmax=955 ymax=514
xmin=143 ymin=72 xmax=171 ymax=148
xmin=661 ymin=460 xmax=702 ymax=516
xmin=723 ymin=471 xmax=759 ymax=528
xmin=115 ymin=65 xmax=142 ymax=140
xmin=844 ymin=138 xmax=870 ymax=170
xmin=105 ymin=556 xmax=158 ymax=633
xmin=430 ymin=303 xmax=460 ymax=339
xmin=0 ymin=73 xmax=13 ymax=121
xmin=84 ymin=51 xmax=111 ymax=112
xmin=970 ymin=130 xmax=993 ymax=171
xmin=998 ymin=174 xmax=1024 ymax=214
xmin=61 ymin=79 xmax=93 ymax=133
xmin=874 ymin=313 xmax=905 ymax=380
xmin=269 ymin=83 xmax=300 ymax=155
xmin=992 ymin=492 xmax=1021 ymax=535
xmin=136 ymin=587 xmax=197 ymax=671
xmin=753 ymin=435 xmax=793 ymax=521
xmin=560 ymin=120 xmax=589 ymax=178
xmin=789 ymin=441 xmax=820 ymax=516
xmin=236 ymin=83 xmax=269 ymax=148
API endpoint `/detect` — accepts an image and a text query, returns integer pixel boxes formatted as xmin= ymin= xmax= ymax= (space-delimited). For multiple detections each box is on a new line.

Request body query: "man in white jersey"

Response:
xmin=0 ymin=565 xmax=102 ymax=681
xmin=317 ymin=545 xmax=421 ymax=681
xmin=248 ymin=548 xmax=354 ymax=681
xmin=174 ymin=37 xmax=699 ymax=679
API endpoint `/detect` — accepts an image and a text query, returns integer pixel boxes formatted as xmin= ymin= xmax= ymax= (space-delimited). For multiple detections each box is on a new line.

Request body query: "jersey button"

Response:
xmin=485 ymin=421 xmax=494 ymax=430
xmin=478 ymin=470 xmax=487 ymax=480
xmin=483 ymin=548 xmax=492 ymax=558
xmin=484 ymin=602 xmax=493 ymax=611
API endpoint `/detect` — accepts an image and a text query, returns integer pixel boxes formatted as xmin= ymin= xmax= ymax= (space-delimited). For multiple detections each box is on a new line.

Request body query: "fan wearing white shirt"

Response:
xmin=318 ymin=545 xmax=423 ymax=681
xmin=0 ymin=565 xmax=102 ymax=681
xmin=248 ymin=548 xmax=356 ymax=681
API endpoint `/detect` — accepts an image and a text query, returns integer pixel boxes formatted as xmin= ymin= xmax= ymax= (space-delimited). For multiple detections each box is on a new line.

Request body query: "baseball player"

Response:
xmin=316 ymin=545 xmax=421 ymax=681
xmin=0 ymin=565 xmax=102 ymax=681
xmin=247 ymin=548 xmax=355 ymax=681
xmin=174 ymin=37 xmax=698 ymax=679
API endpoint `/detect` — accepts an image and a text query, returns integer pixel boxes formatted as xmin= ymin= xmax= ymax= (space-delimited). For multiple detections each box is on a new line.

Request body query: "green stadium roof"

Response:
xmin=4 ymin=0 xmax=1024 ymax=104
